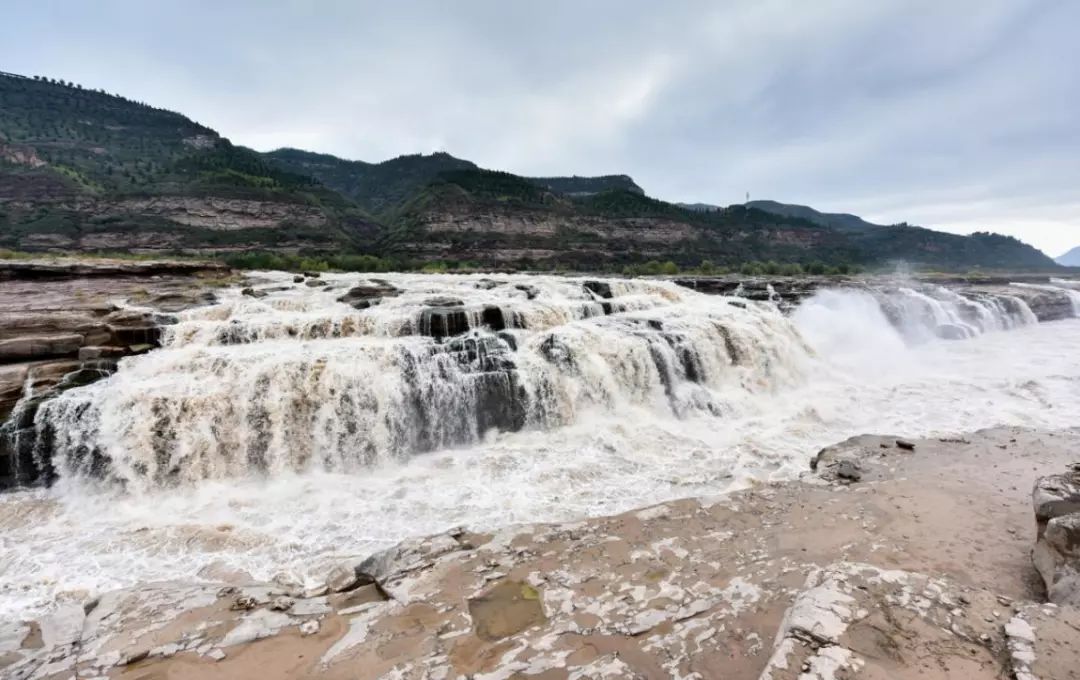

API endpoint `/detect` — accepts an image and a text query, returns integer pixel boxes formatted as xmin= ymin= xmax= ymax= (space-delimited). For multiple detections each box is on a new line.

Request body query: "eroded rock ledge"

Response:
xmin=3 ymin=427 xmax=1079 ymax=680
xmin=0 ymin=259 xmax=234 ymax=487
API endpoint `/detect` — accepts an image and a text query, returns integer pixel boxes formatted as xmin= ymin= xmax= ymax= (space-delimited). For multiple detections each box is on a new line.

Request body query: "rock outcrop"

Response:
xmin=1032 ymin=464 xmax=1080 ymax=607
xmin=0 ymin=258 xmax=232 ymax=487
xmin=336 ymin=281 xmax=401 ymax=310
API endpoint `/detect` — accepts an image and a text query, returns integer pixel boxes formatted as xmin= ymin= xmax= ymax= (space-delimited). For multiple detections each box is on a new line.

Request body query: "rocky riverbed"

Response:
xmin=3 ymin=427 xmax=1079 ymax=679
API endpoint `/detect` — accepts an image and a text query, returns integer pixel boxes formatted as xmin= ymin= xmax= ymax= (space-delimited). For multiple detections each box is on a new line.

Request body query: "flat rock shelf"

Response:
xmin=4 ymin=427 xmax=1080 ymax=680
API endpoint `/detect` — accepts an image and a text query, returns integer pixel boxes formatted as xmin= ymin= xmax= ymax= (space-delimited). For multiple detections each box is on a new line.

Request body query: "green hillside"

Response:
xmin=746 ymin=200 xmax=876 ymax=232
xmin=264 ymin=148 xmax=646 ymax=215
xmin=527 ymin=174 xmax=643 ymax=196
xmin=0 ymin=70 xmax=1061 ymax=271
xmin=264 ymin=148 xmax=478 ymax=214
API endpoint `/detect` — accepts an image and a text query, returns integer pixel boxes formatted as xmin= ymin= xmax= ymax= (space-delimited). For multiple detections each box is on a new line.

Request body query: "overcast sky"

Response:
xmin=3 ymin=0 xmax=1078 ymax=255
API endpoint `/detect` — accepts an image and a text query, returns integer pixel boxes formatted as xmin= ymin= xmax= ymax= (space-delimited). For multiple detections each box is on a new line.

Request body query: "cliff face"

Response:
xmin=1 ymin=193 xmax=344 ymax=253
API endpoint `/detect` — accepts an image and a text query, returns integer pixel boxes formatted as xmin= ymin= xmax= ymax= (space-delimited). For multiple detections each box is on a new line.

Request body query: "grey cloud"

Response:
xmin=2 ymin=0 xmax=1077 ymax=253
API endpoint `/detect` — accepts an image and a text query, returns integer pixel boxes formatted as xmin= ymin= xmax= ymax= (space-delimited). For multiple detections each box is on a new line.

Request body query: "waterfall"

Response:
xmin=1043 ymin=280 xmax=1080 ymax=316
xmin=8 ymin=273 xmax=1075 ymax=493
xmin=869 ymin=285 xmax=1037 ymax=342
xmin=24 ymin=274 xmax=811 ymax=492
xmin=1011 ymin=282 xmax=1080 ymax=320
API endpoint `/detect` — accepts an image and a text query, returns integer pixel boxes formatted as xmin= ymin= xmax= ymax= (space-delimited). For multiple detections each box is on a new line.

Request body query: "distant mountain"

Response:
xmin=747 ymin=199 xmax=1051 ymax=269
xmin=265 ymin=148 xmax=644 ymax=213
xmin=526 ymin=175 xmax=643 ymax=196
xmin=0 ymin=70 xmax=1061 ymax=271
xmin=0 ymin=71 xmax=375 ymax=252
xmin=263 ymin=148 xmax=478 ymax=215
xmin=1057 ymin=246 xmax=1080 ymax=267
xmin=747 ymin=200 xmax=878 ymax=232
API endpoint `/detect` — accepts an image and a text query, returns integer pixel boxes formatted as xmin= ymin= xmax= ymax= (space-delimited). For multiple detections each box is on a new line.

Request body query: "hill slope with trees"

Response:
xmin=0 ymin=71 xmax=1059 ymax=271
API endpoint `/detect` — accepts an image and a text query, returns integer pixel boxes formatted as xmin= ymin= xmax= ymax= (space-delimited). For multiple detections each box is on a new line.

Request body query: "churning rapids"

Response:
xmin=3 ymin=272 xmax=1080 ymax=619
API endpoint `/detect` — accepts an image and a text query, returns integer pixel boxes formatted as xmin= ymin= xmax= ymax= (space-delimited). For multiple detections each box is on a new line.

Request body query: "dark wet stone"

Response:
xmin=419 ymin=306 xmax=470 ymax=340
xmin=337 ymin=282 xmax=401 ymax=310
xmin=583 ymin=280 xmax=614 ymax=299
xmin=514 ymin=284 xmax=539 ymax=300
xmin=497 ymin=331 xmax=518 ymax=351
xmin=482 ymin=306 xmax=507 ymax=331
xmin=424 ymin=296 xmax=464 ymax=307
xmin=836 ymin=459 xmax=862 ymax=482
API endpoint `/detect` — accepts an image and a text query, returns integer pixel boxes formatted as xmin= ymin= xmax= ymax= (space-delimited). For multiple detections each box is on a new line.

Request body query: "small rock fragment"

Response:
xmin=269 ymin=596 xmax=294 ymax=612
xmin=231 ymin=595 xmax=257 ymax=611
xmin=836 ymin=460 xmax=862 ymax=483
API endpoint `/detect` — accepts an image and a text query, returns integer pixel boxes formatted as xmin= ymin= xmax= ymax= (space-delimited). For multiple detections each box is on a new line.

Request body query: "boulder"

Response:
xmin=514 ymin=283 xmax=539 ymax=300
xmin=336 ymin=282 xmax=401 ymax=310
xmin=1033 ymin=514 xmax=1080 ymax=607
xmin=583 ymin=280 xmax=614 ymax=299
xmin=1033 ymin=465 xmax=1080 ymax=525
xmin=1031 ymin=465 xmax=1080 ymax=606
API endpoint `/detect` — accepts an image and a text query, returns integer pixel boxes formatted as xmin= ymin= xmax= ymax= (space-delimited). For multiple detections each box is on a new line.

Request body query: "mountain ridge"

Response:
xmin=746 ymin=199 xmax=879 ymax=232
xmin=1056 ymin=246 xmax=1080 ymax=267
xmin=0 ymin=70 xmax=1059 ymax=271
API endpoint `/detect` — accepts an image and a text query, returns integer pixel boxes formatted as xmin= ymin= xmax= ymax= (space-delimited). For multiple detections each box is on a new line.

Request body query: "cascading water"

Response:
xmin=1018 ymin=280 xmax=1080 ymax=317
xmin=870 ymin=285 xmax=1038 ymax=342
xmin=2 ymin=273 xmax=1080 ymax=621
xmin=25 ymin=274 xmax=810 ymax=492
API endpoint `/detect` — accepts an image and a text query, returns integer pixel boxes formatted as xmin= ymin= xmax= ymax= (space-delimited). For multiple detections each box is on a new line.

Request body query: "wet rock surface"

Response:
xmin=675 ymin=274 xmax=1080 ymax=322
xmin=5 ymin=427 xmax=1080 ymax=679
xmin=336 ymin=280 xmax=401 ymax=310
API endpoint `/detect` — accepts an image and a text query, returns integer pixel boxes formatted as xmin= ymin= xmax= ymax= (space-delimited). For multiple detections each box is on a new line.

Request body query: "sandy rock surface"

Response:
xmin=3 ymin=427 xmax=1079 ymax=679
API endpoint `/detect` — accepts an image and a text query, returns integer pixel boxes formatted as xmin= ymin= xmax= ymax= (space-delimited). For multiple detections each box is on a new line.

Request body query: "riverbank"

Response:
xmin=3 ymin=427 xmax=1078 ymax=679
